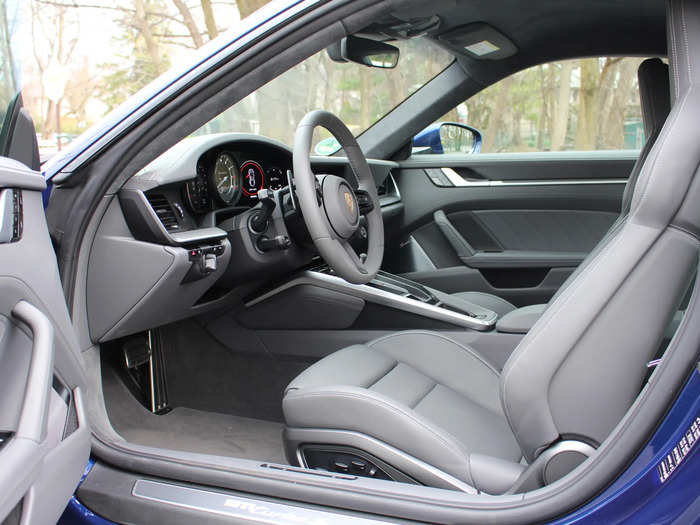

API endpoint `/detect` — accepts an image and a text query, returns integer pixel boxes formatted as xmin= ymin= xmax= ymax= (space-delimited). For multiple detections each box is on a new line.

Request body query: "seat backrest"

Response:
xmin=621 ymin=58 xmax=671 ymax=216
xmin=502 ymin=0 xmax=700 ymax=463
xmin=548 ymin=57 xmax=671 ymax=306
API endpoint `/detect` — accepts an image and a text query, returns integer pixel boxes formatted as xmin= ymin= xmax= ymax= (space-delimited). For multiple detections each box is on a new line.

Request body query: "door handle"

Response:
xmin=11 ymin=301 xmax=55 ymax=444
xmin=433 ymin=210 xmax=476 ymax=261
xmin=0 ymin=189 xmax=16 ymax=243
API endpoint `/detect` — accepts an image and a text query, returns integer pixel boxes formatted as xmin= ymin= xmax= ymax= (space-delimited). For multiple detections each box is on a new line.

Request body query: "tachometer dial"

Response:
xmin=266 ymin=166 xmax=286 ymax=191
xmin=241 ymin=160 xmax=265 ymax=197
xmin=211 ymin=152 xmax=241 ymax=205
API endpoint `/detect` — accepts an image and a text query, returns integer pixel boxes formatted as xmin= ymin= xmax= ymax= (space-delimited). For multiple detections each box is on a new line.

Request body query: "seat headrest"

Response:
xmin=638 ymin=58 xmax=671 ymax=139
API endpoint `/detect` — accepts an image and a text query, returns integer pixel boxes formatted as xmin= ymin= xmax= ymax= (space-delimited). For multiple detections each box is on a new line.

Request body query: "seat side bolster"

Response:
xmin=283 ymin=385 xmax=473 ymax=484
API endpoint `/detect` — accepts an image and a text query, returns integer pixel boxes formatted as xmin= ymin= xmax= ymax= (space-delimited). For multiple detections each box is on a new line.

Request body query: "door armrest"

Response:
xmin=496 ymin=304 xmax=547 ymax=334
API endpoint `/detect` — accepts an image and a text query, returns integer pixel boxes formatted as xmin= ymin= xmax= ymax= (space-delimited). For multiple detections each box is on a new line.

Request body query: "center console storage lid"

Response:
xmin=496 ymin=304 xmax=547 ymax=334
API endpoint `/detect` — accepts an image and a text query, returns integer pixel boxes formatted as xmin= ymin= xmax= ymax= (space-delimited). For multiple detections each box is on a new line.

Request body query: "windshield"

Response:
xmin=195 ymin=37 xmax=453 ymax=153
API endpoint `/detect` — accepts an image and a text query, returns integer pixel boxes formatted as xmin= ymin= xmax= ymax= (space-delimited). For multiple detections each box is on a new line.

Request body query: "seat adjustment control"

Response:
xmin=301 ymin=447 xmax=394 ymax=481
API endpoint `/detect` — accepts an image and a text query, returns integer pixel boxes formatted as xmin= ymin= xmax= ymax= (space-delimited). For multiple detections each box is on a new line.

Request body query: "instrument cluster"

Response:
xmin=184 ymin=144 xmax=290 ymax=214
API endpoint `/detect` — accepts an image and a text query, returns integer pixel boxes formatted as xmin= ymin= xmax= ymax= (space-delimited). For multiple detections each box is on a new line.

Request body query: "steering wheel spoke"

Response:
xmin=340 ymin=239 xmax=368 ymax=274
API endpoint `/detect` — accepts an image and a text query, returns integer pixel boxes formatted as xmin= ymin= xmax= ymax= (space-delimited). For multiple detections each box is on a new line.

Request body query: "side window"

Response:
xmin=416 ymin=57 xmax=648 ymax=155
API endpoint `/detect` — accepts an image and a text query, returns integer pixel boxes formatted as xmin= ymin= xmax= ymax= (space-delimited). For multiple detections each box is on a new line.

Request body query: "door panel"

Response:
xmin=383 ymin=152 xmax=633 ymax=306
xmin=0 ymin=157 xmax=90 ymax=524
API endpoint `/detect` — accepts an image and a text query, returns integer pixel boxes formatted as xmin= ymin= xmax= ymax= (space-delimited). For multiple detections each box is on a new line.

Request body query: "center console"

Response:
xmin=244 ymin=266 xmax=498 ymax=331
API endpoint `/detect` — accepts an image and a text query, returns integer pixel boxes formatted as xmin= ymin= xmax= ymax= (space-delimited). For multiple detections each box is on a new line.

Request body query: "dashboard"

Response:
xmin=106 ymin=133 xmax=402 ymax=340
xmin=124 ymin=133 xmax=400 ymax=247
xmin=184 ymin=140 xmax=292 ymax=213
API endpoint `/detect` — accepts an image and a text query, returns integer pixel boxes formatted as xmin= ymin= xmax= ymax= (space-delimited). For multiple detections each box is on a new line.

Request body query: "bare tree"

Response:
xmin=236 ymin=0 xmax=270 ymax=19
xmin=30 ymin=0 xmax=80 ymax=138
xmin=172 ymin=0 xmax=204 ymax=47
xmin=599 ymin=58 xmax=640 ymax=148
xmin=550 ymin=61 xmax=573 ymax=151
xmin=0 ymin=0 xmax=17 ymax=106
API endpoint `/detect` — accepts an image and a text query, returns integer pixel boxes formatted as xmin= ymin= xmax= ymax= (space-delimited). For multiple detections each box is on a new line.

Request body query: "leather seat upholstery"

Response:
xmin=284 ymin=331 xmax=522 ymax=491
xmin=449 ymin=57 xmax=671 ymax=316
xmin=283 ymin=0 xmax=698 ymax=494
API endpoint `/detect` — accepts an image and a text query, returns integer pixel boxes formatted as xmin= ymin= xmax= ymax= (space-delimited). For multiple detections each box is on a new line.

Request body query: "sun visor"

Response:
xmin=439 ymin=23 xmax=517 ymax=60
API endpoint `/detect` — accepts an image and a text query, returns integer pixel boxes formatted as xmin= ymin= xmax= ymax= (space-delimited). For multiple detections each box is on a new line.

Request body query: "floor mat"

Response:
xmin=161 ymin=319 xmax=311 ymax=422
xmin=102 ymin=365 xmax=286 ymax=463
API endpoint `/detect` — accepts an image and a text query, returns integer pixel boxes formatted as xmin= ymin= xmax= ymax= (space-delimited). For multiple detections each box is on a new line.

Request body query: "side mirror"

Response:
xmin=413 ymin=122 xmax=482 ymax=154
xmin=326 ymin=36 xmax=399 ymax=69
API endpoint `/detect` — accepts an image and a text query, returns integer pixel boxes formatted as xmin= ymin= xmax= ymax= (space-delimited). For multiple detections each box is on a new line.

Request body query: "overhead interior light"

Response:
xmin=439 ymin=23 xmax=517 ymax=60
xmin=464 ymin=40 xmax=500 ymax=56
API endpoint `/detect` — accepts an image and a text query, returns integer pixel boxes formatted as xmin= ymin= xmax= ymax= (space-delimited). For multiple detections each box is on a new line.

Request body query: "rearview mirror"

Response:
xmin=326 ymin=36 xmax=399 ymax=69
xmin=412 ymin=122 xmax=482 ymax=155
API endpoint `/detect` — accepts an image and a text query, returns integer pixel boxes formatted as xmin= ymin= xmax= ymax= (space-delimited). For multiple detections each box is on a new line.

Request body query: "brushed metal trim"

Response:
xmin=440 ymin=168 xmax=626 ymax=187
xmin=507 ymin=440 xmax=597 ymax=494
xmin=245 ymin=270 xmax=496 ymax=330
xmin=132 ymin=479 xmax=391 ymax=524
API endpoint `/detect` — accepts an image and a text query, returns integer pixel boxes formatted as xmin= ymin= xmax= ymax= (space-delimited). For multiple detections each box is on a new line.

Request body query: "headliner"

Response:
xmin=373 ymin=0 xmax=666 ymax=84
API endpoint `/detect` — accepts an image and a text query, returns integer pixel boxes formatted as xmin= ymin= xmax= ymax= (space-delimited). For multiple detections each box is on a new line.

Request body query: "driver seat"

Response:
xmin=447 ymin=56 xmax=673 ymax=317
xmin=282 ymin=3 xmax=700 ymax=493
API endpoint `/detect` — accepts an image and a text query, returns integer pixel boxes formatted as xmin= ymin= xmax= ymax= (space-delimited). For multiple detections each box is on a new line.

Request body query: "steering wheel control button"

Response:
xmin=321 ymin=176 xmax=360 ymax=239
xmin=354 ymin=189 xmax=374 ymax=214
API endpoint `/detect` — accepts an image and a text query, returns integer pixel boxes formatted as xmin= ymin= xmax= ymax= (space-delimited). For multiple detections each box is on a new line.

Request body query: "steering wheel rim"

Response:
xmin=293 ymin=110 xmax=384 ymax=284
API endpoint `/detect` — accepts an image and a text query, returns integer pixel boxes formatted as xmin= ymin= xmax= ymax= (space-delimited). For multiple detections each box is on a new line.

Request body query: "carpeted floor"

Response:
xmin=102 ymin=363 xmax=287 ymax=463
xmin=161 ymin=319 xmax=311 ymax=423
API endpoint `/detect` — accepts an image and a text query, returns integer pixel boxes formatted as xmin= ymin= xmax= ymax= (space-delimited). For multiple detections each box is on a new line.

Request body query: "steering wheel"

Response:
xmin=293 ymin=110 xmax=384 ymax=284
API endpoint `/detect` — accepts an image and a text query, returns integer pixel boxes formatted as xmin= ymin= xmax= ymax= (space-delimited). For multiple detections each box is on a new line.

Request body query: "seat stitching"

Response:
xmin=409 ymin=381 xmax=438 ymax=409
xmin=368 ymin=330 xmax=501 ymax=377
xmin=367 ymin=331 xmax=508 ymax=418
xmin=366 ymin=361 xmax=398 ymax=389
xmin=670 ymin=1 xmax=680 ymax=100
xmin=289 ymin=389 xmax=472 ymax=470
xmin=681 ymin=0 xmax=691 ymax=86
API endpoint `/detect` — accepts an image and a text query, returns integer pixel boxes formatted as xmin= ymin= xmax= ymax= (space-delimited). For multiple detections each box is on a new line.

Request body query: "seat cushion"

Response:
xmin=451 ymin=291 xmax=517 ymax=317
xmin=283 ymin=330 xmax=522 ymax=487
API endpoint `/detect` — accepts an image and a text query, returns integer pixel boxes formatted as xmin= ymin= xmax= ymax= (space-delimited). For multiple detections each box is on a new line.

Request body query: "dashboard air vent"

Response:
xmin=146 ymin=194 xmax=179 ymax=232
xmin=376 ymin=172 xmax=401 ymax=206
